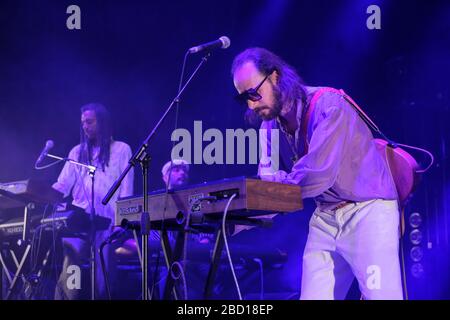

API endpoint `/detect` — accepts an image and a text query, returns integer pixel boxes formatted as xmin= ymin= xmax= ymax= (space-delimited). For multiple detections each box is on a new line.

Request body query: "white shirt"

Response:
xmin=53 ymin=140 xmax=134 ymax=222
xmin=258 ymin=87 xmax=397 ymax=203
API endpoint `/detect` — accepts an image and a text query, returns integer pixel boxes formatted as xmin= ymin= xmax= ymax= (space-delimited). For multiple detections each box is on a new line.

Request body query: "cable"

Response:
xmin=221 ymin=193 xmax=242 ymax=300
xmin=175 ymin=200 xmax=196 ymax=299
xmin=49 ymin=204 xmax=59 ymax=285
xmin=24 ymin=204 xmax=49 ymax=299
xmin=396 ymin=143 xmax=435 ymax=173
xmin=253 ymin=258 xmax=264 ymax=300
xmin=34 ymin=159 xmax=64 ymax=170
xmin=343 ymin=92 xmax=435 ymax=175
xmin=26 ymin=204 xmax=56 ymax=299
xmin=31 ymin=204 xmax=49 ymax=271
xmin=170 ymin=261 xmax=188 ymax=300
xmin=98 ymin=241 xmax=111 ymax=300
xmin=152 ymin=50 xmax=190 ymax=295
xmin=181 ymin=208 xmax=192 ymax=286
xmin=34 ymin=150 xmax=97 ymax=294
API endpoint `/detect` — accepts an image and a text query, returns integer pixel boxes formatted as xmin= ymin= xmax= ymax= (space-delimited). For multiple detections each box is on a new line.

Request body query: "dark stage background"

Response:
xmin=0 ymin=0 xmax=449 ymax=299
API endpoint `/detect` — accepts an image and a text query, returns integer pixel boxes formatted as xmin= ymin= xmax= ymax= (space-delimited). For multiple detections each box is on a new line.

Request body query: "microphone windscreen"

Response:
xmin=46 ymin=140 xmax=55 ymax=149
xmin=219 ymin=36 xmax=231 ymax=49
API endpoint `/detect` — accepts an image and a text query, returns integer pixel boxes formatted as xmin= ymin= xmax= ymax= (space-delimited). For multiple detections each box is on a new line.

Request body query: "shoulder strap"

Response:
xmin=301 ymin=87 xmax=395 ymax=153
xmin=301 ymin=87 xmax=432 ymax=170
xmin=301 ymin=87 xmax=343 ymax=154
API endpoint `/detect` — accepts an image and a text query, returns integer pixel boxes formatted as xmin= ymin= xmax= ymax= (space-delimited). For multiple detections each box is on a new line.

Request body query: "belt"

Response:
xmin=317 ymin=201 xmax=355 ymax=212
xmin=334 ymin=201 xmax=355 ymax=210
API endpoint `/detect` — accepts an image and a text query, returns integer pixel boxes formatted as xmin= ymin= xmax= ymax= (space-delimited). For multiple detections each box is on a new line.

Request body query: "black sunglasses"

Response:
xmin=235 ymin=71 xmax=273 ymax=106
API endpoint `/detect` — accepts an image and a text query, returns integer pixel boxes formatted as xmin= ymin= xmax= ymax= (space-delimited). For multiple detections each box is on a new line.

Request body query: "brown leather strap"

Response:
xmin=301 ymin=87 xmax=343 ymax=155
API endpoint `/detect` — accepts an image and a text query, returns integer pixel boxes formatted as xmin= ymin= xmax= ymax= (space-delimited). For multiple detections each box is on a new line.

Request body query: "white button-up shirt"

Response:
xmin=52 ymin=140 xmax=134 ymax=223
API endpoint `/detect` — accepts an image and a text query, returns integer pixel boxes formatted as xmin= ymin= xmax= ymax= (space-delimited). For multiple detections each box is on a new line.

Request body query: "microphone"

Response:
xmin=188 ymin=36 xmax=231 ymax=54
xmin=35 ymin=140 xmax=54 ymax=165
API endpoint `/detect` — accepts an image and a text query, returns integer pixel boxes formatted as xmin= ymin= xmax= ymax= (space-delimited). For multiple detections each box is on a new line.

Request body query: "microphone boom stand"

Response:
xmin=46 ymin=153 xmax=98 ymax=300
xmin=102 ymin=53 xmax=211 ymax=300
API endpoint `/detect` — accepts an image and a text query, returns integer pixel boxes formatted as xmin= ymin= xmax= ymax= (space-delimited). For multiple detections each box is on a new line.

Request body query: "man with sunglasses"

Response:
xmin=231 ymin=47 xmax=403 ymax=300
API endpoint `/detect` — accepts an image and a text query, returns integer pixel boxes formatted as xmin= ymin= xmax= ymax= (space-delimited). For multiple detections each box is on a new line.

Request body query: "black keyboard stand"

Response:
xmin=204 ymin=226 xmax=226 ymax=299
xmin=157 ymin=213 xmax=272 ymax=300
xmin=203 ymin=215 xmax=274 ymax=299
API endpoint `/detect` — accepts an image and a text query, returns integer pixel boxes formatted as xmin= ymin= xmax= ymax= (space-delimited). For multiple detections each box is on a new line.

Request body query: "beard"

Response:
xmin=257 ymin=85 xmax=283 ymax=121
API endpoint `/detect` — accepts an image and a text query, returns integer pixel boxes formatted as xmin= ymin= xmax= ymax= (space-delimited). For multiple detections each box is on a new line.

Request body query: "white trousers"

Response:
xmin=300 ymin=199 xmax=403 ymax=300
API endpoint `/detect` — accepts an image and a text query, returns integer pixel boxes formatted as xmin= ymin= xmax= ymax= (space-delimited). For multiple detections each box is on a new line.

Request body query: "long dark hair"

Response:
xmin=78 ymin=103 xmax=112 ymax=171
xmin=231 ymin=47 xmax=307 ymax=119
